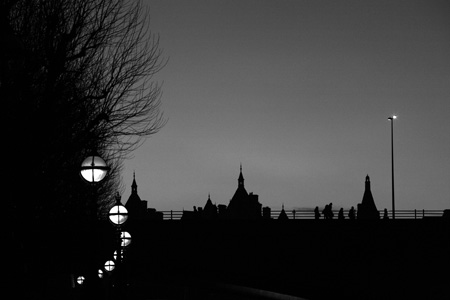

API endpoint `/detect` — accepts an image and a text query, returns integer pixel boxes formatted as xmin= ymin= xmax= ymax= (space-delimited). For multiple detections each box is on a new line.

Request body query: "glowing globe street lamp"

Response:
xmin=114 ymin=249 xmax=124 ymax=261
xmin=108 ymin=201 xmax=129 ymax=226
xmin=80 ymin=153 xmax=110 ymax=219
xmin=107 ymin=193 xmax=130 ymax=295
xmin=108 ymin=194 xmax=129 ymax=264
xmin=80 ymin=154 xmax=110 ymax=183
xmin=104 ymin=260 xmax=115 ymax=272
xmin=77 ymin=276 xmax=85 ymax=285
xmin=78 ymin=152 xmax=110 ymax=294
xmin=120 ymin=231 xmax=132 ymax=247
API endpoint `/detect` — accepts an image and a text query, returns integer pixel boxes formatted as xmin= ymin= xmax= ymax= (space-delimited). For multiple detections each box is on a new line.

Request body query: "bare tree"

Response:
xmin=2 ymin=0 xmax=166 ymax=222
xmin=7 ymin=0 xmax=166 ymax=156
xmin=63 ymin=0 xmax=167 ymax=158
xmin=2 ymin=1 xmax=166 ymax=297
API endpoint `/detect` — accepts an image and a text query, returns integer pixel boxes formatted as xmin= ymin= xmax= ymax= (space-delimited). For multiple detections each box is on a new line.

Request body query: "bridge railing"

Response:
xmin=269 ymin=209 xmax=444 ymax=220
xmin=158 ymin=209 xmax=445 ymax=221
xmin=160 ymin=210 xmax=184 ymax=220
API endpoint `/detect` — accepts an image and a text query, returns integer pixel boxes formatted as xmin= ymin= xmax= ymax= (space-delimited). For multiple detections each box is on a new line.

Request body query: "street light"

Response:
xmin=77 ymin=276 xmax=85 ymax=285
xmin=108 ymin=201 xmax=129 ymax=226
xmin=114 ymin=249 xmax=124 ymax=261
xmin=80 ymin=153 xmax=109 ymax=220
xmin=104 ymin=260 xmax=115 ymax=272
xmin=108 ymin=195 xmax=129 ymax=261
xmin=78 ymin=153 xmax=110 ymax=293
xmin=80 ymin=154 xmax=109 ymax=183
xmin=107 ymin=193 xmax=129 ymax=295
xmin=388 ymin=115 xmax=397 ymax=219
xmin=120 ymin=231 xmax=132 ymax=247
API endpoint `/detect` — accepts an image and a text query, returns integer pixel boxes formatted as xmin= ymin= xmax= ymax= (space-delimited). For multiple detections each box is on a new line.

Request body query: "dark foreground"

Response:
xmin=9 ymin=218 xmax=450 ymax=300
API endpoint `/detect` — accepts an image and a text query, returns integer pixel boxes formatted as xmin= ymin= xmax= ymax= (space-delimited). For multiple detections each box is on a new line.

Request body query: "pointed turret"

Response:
xmin=238 ymin=163 xmax=244 ymax=187
xmin=357 ymin=175 xmax=380 ymax=220
xmin=203 ymin=193 xmax=217 ymax=219
xmin=278 ymin=204 xmax=289 ymax=220
xmin=205 ymin=193 xmax=213 ymax=207
xmin=231 ymin=164 xmax=248 ymax=203
xmin=126 ymin=172 xmax=147 ymax=220
xmin=365 ymin=174 xmax=371 ymax=191
xmin=131 ymin=171 xmax=138 ymax=194
xmin=227 ymin=165 xmax=262 ymax=219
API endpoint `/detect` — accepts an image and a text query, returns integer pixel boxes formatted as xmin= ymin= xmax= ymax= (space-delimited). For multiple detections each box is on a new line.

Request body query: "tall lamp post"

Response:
xmin=108 ymin=194 xmax=131 ymax=298
xmin=79 ymin=152 xmax=109 ymax=296
xmin=80 ymin=153 xmax=110 ymax=220
xmin=388 ymin=115 xmax=397 ymax=219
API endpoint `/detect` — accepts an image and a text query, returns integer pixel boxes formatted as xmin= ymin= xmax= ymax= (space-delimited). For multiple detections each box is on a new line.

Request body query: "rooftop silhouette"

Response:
xmin=226 ymin=165 xmax=263 ymax=220
xmin=126 ymin=172 xmax=163 ymax=221
xmin=357 ymin=175 xmax=380 ymax=220
xmin=126 ymin=168 xmax=448 ymax=222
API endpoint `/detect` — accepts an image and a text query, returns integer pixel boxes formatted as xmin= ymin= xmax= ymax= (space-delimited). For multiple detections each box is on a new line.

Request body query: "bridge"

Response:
xmin=121 ymin=217 xmax=449 ymax=299
xmin=158 ymin=208 xmax=446 ymax=220
xmin=15 ymin=212 xmax=449 ymax=299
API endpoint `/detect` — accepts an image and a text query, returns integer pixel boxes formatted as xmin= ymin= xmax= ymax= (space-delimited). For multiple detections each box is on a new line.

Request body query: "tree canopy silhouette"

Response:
xmin=2 ymin=0 xmax=166 ymax=222
xmin=3 ymin=1 xmax=166 ymax=297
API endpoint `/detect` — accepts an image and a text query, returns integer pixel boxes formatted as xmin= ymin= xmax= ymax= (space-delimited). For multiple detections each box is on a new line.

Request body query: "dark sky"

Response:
xmin=122 ymin=0 xmax=450 ymax=212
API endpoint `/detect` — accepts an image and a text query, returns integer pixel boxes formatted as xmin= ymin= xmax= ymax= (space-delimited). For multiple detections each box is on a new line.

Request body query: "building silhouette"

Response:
xmin=226 ymin=165 xmax=262 ymax=220
xmin=277 ymin=204 xmax=289 ymax=220
xmin=203 ymin=194 xmax=218 ymax=219
xmin=357 ymin=175 xmax=380 ymax=220
xmin=180 ymin=165 xmax=264 ymax=220
xmin=124 ymin=169 xmax=432 ymax=222
xmin=125 ymin=172 xmax=163 ymax=221
xmin=263 ymin=206 xmax=272 ymax=219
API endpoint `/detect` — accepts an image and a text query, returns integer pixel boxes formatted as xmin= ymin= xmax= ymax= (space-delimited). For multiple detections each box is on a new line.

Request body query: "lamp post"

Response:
xmin=120 ymin=231 xmax=132 ymax=247
xmin=78 ymin=153 xmax=109 ymax=297
xmin=80 ymin=154 xmax=109 ymax=183
xmin=80 ymin=152 xmax=110 ymax=220
xmin=104 ymin=260 xmax=116 ymax=272
xmin=108 ymin=195 xmax=129 ymax=226
xmin=388 ymin=115 xmax=397 ymax=219
xmin=108 ymin=195 xmax=128 ymax=268
xmin=77 ymin=276 xmax=86 ymax=285
xmin=108 ymin=193 xmax=130 ymax=298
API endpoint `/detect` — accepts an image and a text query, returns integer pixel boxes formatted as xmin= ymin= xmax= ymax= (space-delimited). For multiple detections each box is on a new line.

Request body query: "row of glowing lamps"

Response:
xmin=77 ymin=154 xmax=132 ymax=286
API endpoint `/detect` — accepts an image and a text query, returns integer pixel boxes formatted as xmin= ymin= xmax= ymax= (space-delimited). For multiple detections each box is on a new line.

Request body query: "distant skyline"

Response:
xmin=122 ymin=0 xmax=449 ymax=212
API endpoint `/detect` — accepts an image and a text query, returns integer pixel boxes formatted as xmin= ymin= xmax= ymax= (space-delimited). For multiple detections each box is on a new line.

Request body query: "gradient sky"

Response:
xmin=121 ymin=0 xmax=450 ymax=212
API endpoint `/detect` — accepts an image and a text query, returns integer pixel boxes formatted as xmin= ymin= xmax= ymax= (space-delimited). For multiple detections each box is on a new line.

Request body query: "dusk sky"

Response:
xmin=122 ymin=0 xmax=449 ymax=212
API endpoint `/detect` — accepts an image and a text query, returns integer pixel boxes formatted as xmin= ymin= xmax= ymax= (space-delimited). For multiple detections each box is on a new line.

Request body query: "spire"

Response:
xmin=358 ymin=174 xmax=380 ymax=219
xmin=205 ymin=193 xmax=213 ymax=207
xmin=238 ymin=163 xmax=244 ymax=187
xmin=278 ymin=203 xmax=289 ymax=220
xmin=131 ymin=171 xmax=138 ymax=194
xmin=365 ymin=174 xmax=371 ymax=191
